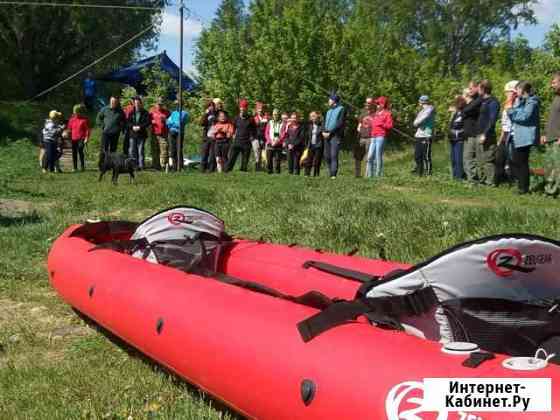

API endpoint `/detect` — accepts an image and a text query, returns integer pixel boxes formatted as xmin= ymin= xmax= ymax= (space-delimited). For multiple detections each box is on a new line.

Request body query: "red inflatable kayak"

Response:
xmin=48 ymin=207 xmax=560 ymax=419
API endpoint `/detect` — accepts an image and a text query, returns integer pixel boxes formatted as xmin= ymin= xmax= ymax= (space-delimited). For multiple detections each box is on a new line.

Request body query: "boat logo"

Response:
xmin=167 ymin=212 xmax=194 ymax=226
xmin=486 ymin=248 xmax=551 ymax=277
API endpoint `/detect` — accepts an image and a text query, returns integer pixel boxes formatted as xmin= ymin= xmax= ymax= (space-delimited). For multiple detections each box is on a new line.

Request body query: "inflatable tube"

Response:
xmin=48 ymin=224 xmax=560 ymax=419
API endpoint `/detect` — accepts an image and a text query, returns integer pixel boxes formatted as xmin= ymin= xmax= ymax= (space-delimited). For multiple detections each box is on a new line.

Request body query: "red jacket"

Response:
xmin=371 ymin=110 xmax=394 ymax=138
xmin=66 ymin=114 xmax=90 ymax=142
xmin=149 ymin=106 xmax=170 ymax=136
xmin=265 ymin=120 xmax=288 ymax=146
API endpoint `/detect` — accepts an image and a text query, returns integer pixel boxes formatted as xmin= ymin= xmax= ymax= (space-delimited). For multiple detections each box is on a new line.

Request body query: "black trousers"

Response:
xmin=45 ymin=142 xmax=58 ymax=172
xmin=200 ymin=138 xmax=215 ymax=172
xmin=287 ymin=148 xmax=303 ymax=175
xmin=227 ymin=142 xmax=251 ymax=172
xmin=511 ymin=145 xmax=531 ymax=193
xmin=72 ymin=139 xmax=85 ymax=170
xmin=214 ymin=141 xmax=229 ymax=170
xmin=122 ymin=129 xmax=130 ymax=156
xmin=102 ymin=132 xmax=119 ymax=153
xmin=414 ymin=137 xmax=432 ymax=175
xmin=304 ymin=146 xmax=323 ymax=176
xmin=266 ymin=147 xmax=282 ymax=174
xmin=495 ymin=142 xmax=513 ymax=185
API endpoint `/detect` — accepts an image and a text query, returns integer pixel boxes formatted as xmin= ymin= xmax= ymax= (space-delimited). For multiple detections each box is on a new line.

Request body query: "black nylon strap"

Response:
xmin=302 ymin=260 xmax=380 ymax=283
xmin=297 ymin=287 xmax=438 ymax=342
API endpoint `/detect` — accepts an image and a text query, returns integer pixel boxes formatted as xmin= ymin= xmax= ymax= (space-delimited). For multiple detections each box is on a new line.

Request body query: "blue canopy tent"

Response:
xmin=96 ymin=51 xmax=197 ymax=95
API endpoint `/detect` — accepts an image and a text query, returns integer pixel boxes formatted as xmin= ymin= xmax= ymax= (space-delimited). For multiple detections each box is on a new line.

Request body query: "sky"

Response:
xmin=154 ymin=0 xmax=560 ymax=78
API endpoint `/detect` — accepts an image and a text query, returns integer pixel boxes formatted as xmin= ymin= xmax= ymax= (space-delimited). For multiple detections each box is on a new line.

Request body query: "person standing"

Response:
xmin=462 ymin=81 xmax=483 ymax=184
xmin=285 ymin=112 xmax=306 ymax=175
xmin=354 ymin=98 xmax=375 ymax=177
xmin=541 ymin=72 xmax=560 ymax=197
xmin=200 ymin=101 xmax=217 ymax=173
xmin=252 ymin=101 xmax=268 ymax=171
xmin=127 ymin=97 xmax=151 ymax=170
xmin=475 ymin=80 xmax=500 ymax=186
xmin=97 ymin=96 xmax=126 ymax=154
xmin=304 ymin=111 xmax=323 ymax=177
xmin=122 ymin=99 xmax=135 ymax=156
xmin=67 ymin=104 xmax=90 ymax=171
xmin=166 ymin=102 xmax=189 ymax=171
xmin=508 ymin=81 xmax=540 ymax=195
xmin=265 ymin=109 xmax=287 ymax=174
xmin=367 ymin=96 xmax=393 ymax=178
xmin=448 ymin=96 xmax=467 ymax=180
xmin=42 ymin=110 xmax=64 ymax=173
xmin=212 ymin=111 xmax=234 ymax=173
xmin=83 ymin=72 xmax=97 ymax=111
xmin=412 ymin=95 xmax=436 ymax=176
xmin=496 ymin=81 xmax=519 ymax=185
xmin=149 ymin=98 xmax=171 ymax=172
xmin=227 ymin=99 xmax=257 ymax=172
xmin=322 ymin=94 xmax=346 ymax=179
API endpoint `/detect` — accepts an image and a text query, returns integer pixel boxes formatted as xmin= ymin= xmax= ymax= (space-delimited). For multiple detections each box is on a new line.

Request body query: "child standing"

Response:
xmin=42 ymin=110 xmax=64 ymax=173
xmin=67 ymin=104 xmax=90 ymax=171
xmin=285 ymin=112 xmax=305 ymax=175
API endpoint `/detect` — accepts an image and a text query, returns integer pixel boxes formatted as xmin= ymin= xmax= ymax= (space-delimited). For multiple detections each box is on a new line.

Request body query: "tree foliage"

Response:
xmin=194 ymin=0 xmax=559 ymax=139
xmin=0 ymin=0 xmax=168 ymax=99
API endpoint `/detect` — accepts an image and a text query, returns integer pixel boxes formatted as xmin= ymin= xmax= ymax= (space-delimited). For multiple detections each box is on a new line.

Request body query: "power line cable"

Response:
xmin=0 ymin=1 xmax=160 ymax=10
xmin=27 ymin=23 xmax=156 ymax=101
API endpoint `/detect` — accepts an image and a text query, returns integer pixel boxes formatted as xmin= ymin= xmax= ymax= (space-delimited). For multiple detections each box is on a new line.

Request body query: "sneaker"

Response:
xmin=331 ymin=176 xmax=336 ymax=180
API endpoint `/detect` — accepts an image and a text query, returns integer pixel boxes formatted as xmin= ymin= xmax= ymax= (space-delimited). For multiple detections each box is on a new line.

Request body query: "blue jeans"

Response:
xmin=450 ymin=141 xmax=464 ymax=180
xmin=324 ymin=136 xmax=340 ymax=177
xmin=367 ymin=137 xmax=385 ymax=177
xmin=129 ymin=137 xmax=145 ymax=169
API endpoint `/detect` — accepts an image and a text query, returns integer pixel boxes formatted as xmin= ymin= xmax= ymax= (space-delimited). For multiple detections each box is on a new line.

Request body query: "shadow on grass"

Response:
xmin=0 ymin=213 xmax=42 ymax=228
xmin=73 ymin=309 xmax=245 ymax=420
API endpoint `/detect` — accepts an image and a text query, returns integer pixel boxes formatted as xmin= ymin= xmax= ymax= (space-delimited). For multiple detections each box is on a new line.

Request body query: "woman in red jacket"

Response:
xmin=66 ymin=104 xmax=90 ymax=171
xmin=367 ymin=96 xmax=394 ymax=178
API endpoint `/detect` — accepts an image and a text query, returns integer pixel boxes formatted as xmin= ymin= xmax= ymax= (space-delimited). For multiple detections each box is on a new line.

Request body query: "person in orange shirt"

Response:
xmin=212 ymin=111 xmax=234 ymax=172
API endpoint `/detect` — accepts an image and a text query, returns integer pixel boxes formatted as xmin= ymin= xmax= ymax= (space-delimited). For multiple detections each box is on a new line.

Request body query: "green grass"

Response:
xmin=1 ymin=101 xmax=559 ymax=419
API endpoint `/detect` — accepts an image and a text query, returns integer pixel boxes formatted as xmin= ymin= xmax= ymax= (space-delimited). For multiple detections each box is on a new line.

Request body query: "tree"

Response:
xmin=0 ymin=0 xmax=168 ymax=99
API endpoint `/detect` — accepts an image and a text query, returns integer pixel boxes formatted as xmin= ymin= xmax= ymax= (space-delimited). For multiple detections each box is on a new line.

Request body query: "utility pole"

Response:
xmin=177 ymin=0 xmax=184 ymax=171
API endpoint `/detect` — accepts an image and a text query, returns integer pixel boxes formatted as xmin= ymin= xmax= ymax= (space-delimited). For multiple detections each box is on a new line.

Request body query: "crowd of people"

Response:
xmin=39 ymin=72 xmax=560 ymax=196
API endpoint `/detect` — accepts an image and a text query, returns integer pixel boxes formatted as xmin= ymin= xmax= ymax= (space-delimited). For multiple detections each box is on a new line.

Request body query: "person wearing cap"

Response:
xmin=265 ymin=109 xmax=287 ymax=174
xmin=462 ymin=81 xmax=483 ymax=184
xmin=97 ymin=96 xmax=126 ymax=154
xmin=367 ymin=96 xmax=393 ymax=178
xmin=495 ymin=81 xmax=518 ymax=185
xmin=354 ymin=98 xmax=375 ymax=177
xmin=323 ymin=94 xmax=346 ymax=179
xmin=212 ymin=110 xmax=234 ymax=173
xmin=540 ymin=72 xmax=560 ymax=196
xmin=476 ymin=80 xmax=500 ymax=186
xmin=227 ymin=99 xmax=257 ymax=172
xmin=412 ymin=95 xmax=436 ymax=176
xmin=42 ymin=110 xmax=65 ymax=173
xmin=127 ymin=97 xmax=151 ymax=170
xmin=166 ymin=101 xmax=190 ymax=171
xmin=507 ymin=81 xmax=540 ymax=194
xmin=252 ymin=101 xmax=268 ymax=171
xmin=149 ymin=98 xmax=171 ymax=172
xmin=66 ymin=104 xmax=91 ymax=171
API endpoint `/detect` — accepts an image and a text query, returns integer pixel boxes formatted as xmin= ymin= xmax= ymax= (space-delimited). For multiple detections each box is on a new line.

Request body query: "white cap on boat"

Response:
xmin=441 ymin=342 xmax=480 ymax=355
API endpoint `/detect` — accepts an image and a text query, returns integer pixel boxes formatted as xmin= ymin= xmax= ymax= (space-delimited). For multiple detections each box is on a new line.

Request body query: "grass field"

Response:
xmin=1 ymin=102 xmax=560 ymax=419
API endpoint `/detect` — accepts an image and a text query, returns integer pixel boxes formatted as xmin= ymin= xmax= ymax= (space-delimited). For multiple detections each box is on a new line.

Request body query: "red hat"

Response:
xmin=375 ymin=96 xmax=389 ymax=108
xmin=239 ymin=99 xmax=249 ymax=109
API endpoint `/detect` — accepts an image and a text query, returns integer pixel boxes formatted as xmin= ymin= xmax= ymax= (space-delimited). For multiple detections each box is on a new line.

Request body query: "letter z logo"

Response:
xmin=486 ymin=249 xmax=535 ymax=277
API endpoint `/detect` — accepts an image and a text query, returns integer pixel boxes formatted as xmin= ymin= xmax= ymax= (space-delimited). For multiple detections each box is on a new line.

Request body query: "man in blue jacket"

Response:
xmin=476 ymin=80 xmax=500 ymax=186
xmin=166 ymin=102 xmax=189 ymax=171
xmin=322 ymin=94 xmax=346 ymax=179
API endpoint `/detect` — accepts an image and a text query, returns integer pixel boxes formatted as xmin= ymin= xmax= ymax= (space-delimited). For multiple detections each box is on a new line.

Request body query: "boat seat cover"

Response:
xmin=365 ymin=235 xmax=560 ymax=343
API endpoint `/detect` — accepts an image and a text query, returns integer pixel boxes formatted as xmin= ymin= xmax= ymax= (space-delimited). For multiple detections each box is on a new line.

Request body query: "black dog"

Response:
xmin=98 ymin=151 xmax=136 ymax=185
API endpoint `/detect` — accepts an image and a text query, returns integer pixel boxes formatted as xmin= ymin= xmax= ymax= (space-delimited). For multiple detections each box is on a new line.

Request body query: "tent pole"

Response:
xmin=177 ymin=0 xmax=184 ymax=171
